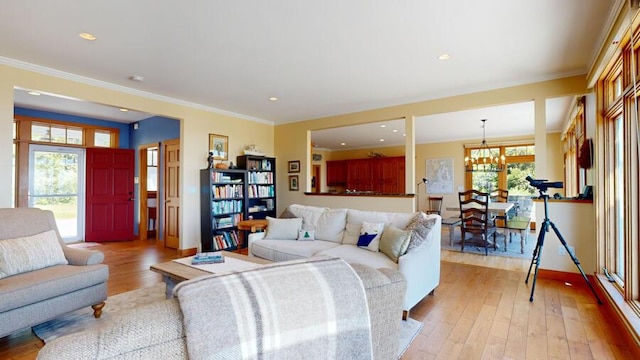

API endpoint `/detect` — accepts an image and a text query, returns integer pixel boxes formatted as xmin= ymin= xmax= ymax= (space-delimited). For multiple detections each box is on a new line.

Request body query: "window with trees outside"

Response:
xmin=465 ymin=144 xmax=536 ymax=221
xmin=598 ymin=41 xmax=638 ymax=306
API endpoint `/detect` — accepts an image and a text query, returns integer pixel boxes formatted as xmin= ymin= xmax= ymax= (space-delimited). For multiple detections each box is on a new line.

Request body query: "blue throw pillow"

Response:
xmin=357 ymin=233 xmax=377 ymax=247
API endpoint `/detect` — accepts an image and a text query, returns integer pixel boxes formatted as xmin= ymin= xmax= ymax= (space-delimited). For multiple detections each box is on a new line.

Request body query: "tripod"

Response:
xmin=525 ymin=190 xmax=602 ymax=304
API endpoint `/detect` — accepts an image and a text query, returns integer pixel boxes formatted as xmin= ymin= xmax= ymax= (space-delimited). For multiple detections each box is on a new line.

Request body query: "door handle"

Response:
xmin=129 ymin=198 xmax=134 ymax=201
xmin=166 ymin=199 xmax=171 ymax=203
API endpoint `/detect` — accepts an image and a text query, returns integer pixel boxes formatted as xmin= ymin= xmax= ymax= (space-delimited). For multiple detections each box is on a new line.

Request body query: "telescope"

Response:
xmin=525 ymin=176 xmax=563 ymax=192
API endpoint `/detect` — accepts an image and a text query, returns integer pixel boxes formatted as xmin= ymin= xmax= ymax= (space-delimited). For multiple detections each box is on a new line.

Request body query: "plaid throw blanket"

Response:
xmin=173 ymin=257 xmax=373 ymax=360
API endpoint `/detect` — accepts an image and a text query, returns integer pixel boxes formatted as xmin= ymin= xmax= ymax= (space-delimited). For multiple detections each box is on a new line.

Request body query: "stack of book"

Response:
xmin=191 ymin=252 xmax=225 ymax=265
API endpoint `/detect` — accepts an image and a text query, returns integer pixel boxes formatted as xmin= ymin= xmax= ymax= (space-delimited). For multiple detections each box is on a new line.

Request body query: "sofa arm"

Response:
xmin=398 ymin=217 xmax=441 ymax=312
xmin=62 ymin=246 xmax=105 ymax=266
xmin=349 ymin=264 xmax=405 ymax=360
xmin=247 ymin=231 xmax=267 ymax=257
xmin=38 ymin=299 xmax=187 ymax=359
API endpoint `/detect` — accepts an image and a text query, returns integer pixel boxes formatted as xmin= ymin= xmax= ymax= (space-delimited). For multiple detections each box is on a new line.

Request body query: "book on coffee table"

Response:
xmin=192 ymin=252 xmax=225 ymax=264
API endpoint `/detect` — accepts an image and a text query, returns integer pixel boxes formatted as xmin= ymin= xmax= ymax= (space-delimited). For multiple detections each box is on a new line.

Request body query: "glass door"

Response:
xmin=28 ymin=145 xmax=85 ymax=243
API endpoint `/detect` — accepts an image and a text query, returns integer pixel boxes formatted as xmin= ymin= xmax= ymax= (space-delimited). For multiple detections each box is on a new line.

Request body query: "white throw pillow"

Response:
xmin=357 ymin=221 xmax=385 ymax=252
xmin=0 ymin=230 xmax=68 ymax=279
xmin=297 ymin=229 xmax=315 ymax=241
xmin=265 ymin=217 xmax=303 ymax=240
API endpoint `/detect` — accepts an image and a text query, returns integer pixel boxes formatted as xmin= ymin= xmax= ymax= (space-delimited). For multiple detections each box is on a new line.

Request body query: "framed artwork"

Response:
xmin=289 ymin=175 xmax=299 ymax=191
xmin=209 ymin=134 xmax=228 ymax=161
xmin=288 ymin=160 xmax=300 ymax=173
xmin=426 ymin=158 xmax=454 ymax=194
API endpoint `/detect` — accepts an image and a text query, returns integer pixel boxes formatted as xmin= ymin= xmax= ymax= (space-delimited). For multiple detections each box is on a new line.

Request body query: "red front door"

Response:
xmin=85 ymin=148 xmax=135 ymax=241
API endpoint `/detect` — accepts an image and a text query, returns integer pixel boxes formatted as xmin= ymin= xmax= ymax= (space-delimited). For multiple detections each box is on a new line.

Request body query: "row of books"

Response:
xmin=246 ymin=159 xmax=272 ymax=171
xmin=213 ymin=213 xmax=243 ymax=229
xmin=248 ymin=185 xmax=274 ymax=198
xmin=211 ymin=231 xmax=239 ymax=250
xmin=191 ymin=252 xmax=225 ymax=264
xmin=211 ymin=199 xmax=243 ymax=215
xmin=210 ymin=172 xmax=243 ymax=184
xmin=247 ymin=171 xmax=273 ymax=185
xmin=212 ymin=184 xmax=243 ymax=199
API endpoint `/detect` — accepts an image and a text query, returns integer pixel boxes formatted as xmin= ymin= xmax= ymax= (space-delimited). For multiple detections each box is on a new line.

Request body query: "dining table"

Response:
xmin=445 ymin=201 xmax=514 ymax=214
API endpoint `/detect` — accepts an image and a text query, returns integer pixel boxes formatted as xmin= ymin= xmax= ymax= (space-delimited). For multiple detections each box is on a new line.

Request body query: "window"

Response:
xmin=465 ymin=144 xmax=535 ymax=197
xmin=597 ymin=35 xmax=640 ymax=308
xmin=562 ymin=97 xmax=587 ymax=197
xmin=13 ymin=116 xmax=120 ymax=207
xmin=30 ymin=122 xmax=85 ymax=146
xmin=147 ymin=147 xmax=158 ymax=192
xmin=94 ymin=130 xmax=112 ymax=147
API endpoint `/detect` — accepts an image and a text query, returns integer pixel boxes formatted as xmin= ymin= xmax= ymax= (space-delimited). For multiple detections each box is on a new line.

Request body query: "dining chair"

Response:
xmin=458 ymin=189 xmax=497 ymax=255
xmin=425 ymin=196 xmax=443 ymax=215
xmin=491 ymin=188 xmax=510 ymax=228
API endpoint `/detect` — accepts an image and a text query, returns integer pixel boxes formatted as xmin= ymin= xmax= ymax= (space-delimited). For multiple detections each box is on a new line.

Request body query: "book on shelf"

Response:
xmin=192 ymin=252 xmax=225 ymax=264
xmin=211 ymin=231 xmax=239 ymax=250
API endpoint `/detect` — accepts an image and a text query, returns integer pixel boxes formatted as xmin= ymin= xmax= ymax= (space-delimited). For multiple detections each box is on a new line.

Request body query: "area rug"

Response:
xmin=33 ymin=282 xmax=423 ymax=358
xmin=398 ymin=317 xmax=423 ymax=358
xmin=442 ymin=230 xmax=535 ymax=259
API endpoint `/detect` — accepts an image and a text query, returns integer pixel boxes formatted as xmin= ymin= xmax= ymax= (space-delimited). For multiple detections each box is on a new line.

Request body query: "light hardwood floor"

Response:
xmin=0 ymin=239 xmax=636 ymax=359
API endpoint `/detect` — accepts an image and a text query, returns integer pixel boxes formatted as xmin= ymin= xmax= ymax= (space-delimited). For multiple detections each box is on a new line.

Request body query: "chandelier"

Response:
xmin=464 ymin=119 xmax=505 ymax=172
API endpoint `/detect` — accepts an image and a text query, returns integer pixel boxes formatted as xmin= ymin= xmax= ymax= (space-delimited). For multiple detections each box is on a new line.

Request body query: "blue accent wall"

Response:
xmin=16 ymin=106 xmax=181 ymax=240
xmin=130 ymin=116 xmax=180 ymax=239
xmin=14 ymin=107 xmax=131 ymax=148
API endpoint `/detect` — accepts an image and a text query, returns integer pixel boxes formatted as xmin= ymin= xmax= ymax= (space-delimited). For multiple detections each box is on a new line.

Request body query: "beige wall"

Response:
xmin=327 ymin=145 xmax=405 ymax=160
xmin=0 ymin=64 xmax=274 ymax=251
xmin=275 ymin=76 xmax=586 ymax=213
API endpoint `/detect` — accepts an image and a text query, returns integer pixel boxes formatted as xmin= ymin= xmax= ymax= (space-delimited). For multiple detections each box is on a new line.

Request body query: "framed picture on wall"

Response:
xmin=209 ymin=134 xmax=228 ymax=161
xmin=288 ymin=160 xmax=300 ymax=173
xmin=289 ymin=175 xmax=299 ymax=191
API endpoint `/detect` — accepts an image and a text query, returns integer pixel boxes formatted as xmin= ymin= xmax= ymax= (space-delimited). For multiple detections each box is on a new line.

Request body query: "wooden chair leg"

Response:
xmin=92 ymin=302 xmax=106 ymax=318
xmin=402 ymin=310 xmax=409 ymax=321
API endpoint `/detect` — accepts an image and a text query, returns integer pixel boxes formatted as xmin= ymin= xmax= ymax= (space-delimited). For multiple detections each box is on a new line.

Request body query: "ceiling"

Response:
xmin=1 ymin=1 xmax=617 ymax=148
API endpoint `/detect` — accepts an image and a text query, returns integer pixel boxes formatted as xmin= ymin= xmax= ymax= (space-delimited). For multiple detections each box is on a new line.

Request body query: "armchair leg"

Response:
xmin=92 ymin=302 xmax=106 ymax=318
xmin=402 ymin=310 xmax=409 ymax=321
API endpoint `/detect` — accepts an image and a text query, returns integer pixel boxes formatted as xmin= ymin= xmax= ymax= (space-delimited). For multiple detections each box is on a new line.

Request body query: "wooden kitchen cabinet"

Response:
xmin=326 ymin=160 xmax=347 ymax=186
xmin=329 ymin=156 xmax=404 ymax=193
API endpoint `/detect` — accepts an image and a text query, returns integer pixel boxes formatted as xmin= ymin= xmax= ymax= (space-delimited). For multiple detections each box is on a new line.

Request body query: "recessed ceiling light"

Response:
xmin=28 ymin=91 xmax=41 ymax=96
xmin=269 ymin=97 xmax=278 ymax=101
xmin=402 ymin=134 xmax=406 ymax=137
xmin=119 ymin=108 xmax=129 ymax=112
xmin=340 ymin=142 xmax=346 ymax=146
xmin=392 ymin=129 xmax=398 ymax=133
xmin=79 ymin=32 xmax=96 ymax=41
xmin=379 ymin=139 xmax=385 ymax=142
xmin=380 ymin=124 xmax=386 ymax=128
xmin=438 ymin=54 xmax=451 ymax=60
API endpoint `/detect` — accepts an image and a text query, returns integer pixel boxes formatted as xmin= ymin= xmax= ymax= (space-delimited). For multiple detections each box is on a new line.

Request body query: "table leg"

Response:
xmin=162 ymin=275 xmax=177 ymax=299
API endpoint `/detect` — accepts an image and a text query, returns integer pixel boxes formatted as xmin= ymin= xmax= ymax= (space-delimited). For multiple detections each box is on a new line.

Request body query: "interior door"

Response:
xmin=164 ymin=139 xmax=180 ymax=249
xmin=85 ymin=148 xmax=135 ymax=241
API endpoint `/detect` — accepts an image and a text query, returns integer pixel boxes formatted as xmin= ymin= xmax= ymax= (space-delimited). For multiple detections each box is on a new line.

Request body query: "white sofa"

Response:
xmin=248 ymin=204 xmax=441 ymax=318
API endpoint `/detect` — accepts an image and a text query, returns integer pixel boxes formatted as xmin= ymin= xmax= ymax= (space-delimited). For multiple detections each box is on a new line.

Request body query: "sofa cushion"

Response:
xmin=0 ymin=264 xmax=109 ymax=312
xmin=316 ymin=245 xmax=397 ymax=270
xmin=265 ymin=217 xmax=302 ymax=240
xmin=297 ymin=229 xmax=315 ymax=241
xmin=358 ymin=221 xmax=384 ymax=252
xmin=250 ymin=239 xmax=340 ymax=262
xmin=288 ymin=205 xmax=347 ymax=243
xmin=343 ymin=209 xmax=416 ymax=245
xmin=379 ymin=225 xmax=412 ymax=262
xmin=0 ymin=230 xmax=68 ymax=279
xmin=406 ymin=212 xmax=438 ymax=251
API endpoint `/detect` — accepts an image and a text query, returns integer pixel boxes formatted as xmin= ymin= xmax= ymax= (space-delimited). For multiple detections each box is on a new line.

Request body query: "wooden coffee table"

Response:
xmin=150 ymin=251 xmax=271 ymax=298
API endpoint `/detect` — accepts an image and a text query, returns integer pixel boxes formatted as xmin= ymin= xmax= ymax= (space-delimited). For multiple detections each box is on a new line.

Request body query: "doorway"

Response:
xmin=28 ymin=144 xmax=85 ymax=243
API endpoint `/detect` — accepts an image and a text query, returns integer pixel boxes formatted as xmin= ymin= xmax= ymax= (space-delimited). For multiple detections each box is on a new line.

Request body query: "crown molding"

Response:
xmin=0 ymin=56 xmax=274 ymax=125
